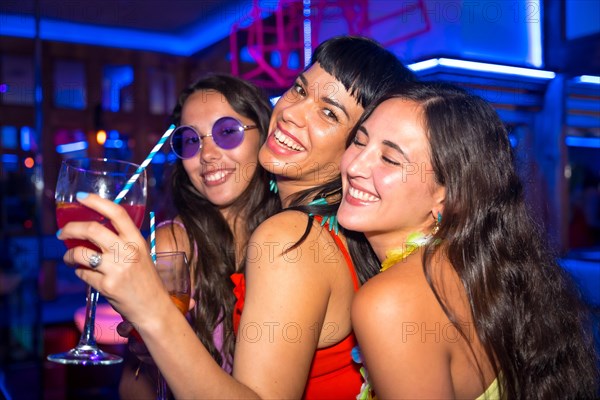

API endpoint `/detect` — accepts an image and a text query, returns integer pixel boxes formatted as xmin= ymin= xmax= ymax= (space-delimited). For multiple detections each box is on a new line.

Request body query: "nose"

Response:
xmin=200 ymin=134 xmax=222 ymax=163
xmin=344 ymin=146 xmax=372 ymax=180
xmin=279 ymin=94 xmax=307 ymax=128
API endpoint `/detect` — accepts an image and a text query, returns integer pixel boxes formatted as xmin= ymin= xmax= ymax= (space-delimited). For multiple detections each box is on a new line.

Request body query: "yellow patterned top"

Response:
xmin=475 ymin=377 xmax=501 ymax=400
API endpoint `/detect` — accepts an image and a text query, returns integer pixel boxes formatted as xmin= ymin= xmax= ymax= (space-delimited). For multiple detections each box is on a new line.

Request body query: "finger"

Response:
xmin=117 ymin=321 xmax=133 ymax=338
xmin=58 ymin=221 xmax=120 ymax=255
xmin=189 ymin=298 xmax=196 ymax=311
xmin=75 ymin=193 xmax=146 ymax=242
xmin=63 ymin=246 xmax=104 ymax=271
xmin=74 ymin=266 xmax=102 ymax=291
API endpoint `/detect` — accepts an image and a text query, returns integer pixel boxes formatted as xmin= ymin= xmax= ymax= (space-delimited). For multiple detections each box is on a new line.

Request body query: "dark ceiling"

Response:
xmin=0 ymin=0 xmax=229 ymax=34
xmin=1 ymin=1 xmax=599 ymax=75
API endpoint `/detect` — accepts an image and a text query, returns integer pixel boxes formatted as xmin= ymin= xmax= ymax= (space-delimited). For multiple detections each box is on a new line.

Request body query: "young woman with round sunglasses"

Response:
xmin=57 ymin=36 xmax=416 ymax=398
xmin=119 ymin=74 xmax=281 ymax=397
xmin=338 ymin=82 xmax=598 ymax=399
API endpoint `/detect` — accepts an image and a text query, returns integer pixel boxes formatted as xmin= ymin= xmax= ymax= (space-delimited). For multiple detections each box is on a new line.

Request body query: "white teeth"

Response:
xmin=204 ymin=170 xmax=228 ymax=182
xmin=348 ymin=186 xmax=379 ymax=202
xmin=274 ymin=131 xmax=306 ymax=151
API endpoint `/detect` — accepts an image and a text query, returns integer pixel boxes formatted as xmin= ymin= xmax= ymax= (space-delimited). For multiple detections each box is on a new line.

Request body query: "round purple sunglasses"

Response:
xmin=170 ymin=116 xmax=257 ymax=159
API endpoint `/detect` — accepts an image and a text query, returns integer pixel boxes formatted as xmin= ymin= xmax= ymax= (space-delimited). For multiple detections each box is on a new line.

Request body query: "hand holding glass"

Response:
xmin=49 ymin=158 xmax=147 ymax=365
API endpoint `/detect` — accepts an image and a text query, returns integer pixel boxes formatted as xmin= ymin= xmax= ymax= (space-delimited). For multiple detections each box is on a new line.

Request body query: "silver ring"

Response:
xmin=88 ymin=253 xmax=102 ymax=269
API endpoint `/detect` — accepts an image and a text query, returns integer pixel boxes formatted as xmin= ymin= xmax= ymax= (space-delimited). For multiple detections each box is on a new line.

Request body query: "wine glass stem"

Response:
xmin=157 ymin=371 xmax=168 ymax=399
xmin=78 ymin=284 xmax=99 ymax=347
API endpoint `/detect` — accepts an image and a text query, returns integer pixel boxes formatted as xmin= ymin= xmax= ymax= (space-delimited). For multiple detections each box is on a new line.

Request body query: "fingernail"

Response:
xmin=56 ymin=229 xmax=62 ymax=237
xmin=76 ymin=192 xmax=89 ymax=200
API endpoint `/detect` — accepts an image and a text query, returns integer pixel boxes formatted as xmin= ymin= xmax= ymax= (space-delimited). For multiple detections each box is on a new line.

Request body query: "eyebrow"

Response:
xmin=361 ymin=126 xmax=410 ymax=162
xmin=383 ymin=139 xmax=410 ymax=162
xmin=322 ymin=96 xmax=349 ymax=119
xmin=298 ymin=73 xmax=350 ymax=120
xmin=298 ymin=73 xmax=308 ymax=87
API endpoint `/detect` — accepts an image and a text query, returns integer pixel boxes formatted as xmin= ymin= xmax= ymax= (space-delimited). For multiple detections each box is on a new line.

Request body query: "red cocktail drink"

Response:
xmin=56 ymin=202 xmax=146 ymax=251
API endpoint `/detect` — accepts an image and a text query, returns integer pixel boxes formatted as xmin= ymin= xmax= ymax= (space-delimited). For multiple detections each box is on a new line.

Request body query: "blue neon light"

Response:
xmin=269 ymin=96 xmax=281 ymax=107
xmin=151 ymin=153 xmax=166 ymax=164
xmin=1 ymin=154 xmax=18 ymax=163
xmin=1 ymin=126 xmax=17 ymax=149
xmin=0 ymin=1 xmax=260 ymax=56
xmin=574 ymin=75 xmax=600 ymax=85
xmin=407 ymin=59 xmax=439 ymax=72
xmin=103 ymin=66 xmax=134 ymax=112
xmin=565 ymin=136 xmax=600 ymax=149
xmin=167 ymin=153 xmax=178 ymax=163
xmin=270 ymin=51 xmax=282 ymax=68
xmin=56 ymin=141 xmax=88 ymax=154
xmin=303 ymin=0 xmax=312 ymax=67
xmin=288 ymin=51 xmax=300 ymax=70
xmin=240 ymin=46 xmax=255 ymax=63
xmin=408 ymin=58 xmax=555 ymax=79
xmin=526 ymin=0 xmax=543 ymax=68
xmin=20 ymin=126 xmax=32 ymax=151
xmin=104 ymin=139 xmax=124 ymax=149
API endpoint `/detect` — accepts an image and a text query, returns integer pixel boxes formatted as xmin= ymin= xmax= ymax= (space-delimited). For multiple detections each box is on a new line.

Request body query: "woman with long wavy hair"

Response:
xmin=119 ymin=74 xmax=281 ymax=398
xmin=339 ymin=82 xmax=599 ymax=399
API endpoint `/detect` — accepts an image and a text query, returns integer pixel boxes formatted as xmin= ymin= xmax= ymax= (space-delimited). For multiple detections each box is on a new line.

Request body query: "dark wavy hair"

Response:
xmin=168 ymin=74 xmax=281 ymax=369
xmin=288 ymin=35 xmax=417 ymax=284
xmin=354 ymin=82 xmax=599 ymax=399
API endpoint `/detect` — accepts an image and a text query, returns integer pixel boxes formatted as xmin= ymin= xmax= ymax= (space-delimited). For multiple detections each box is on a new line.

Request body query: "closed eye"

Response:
xmin=352 ymin=135 xmax=366 ymax=147
xmin=352 ymin=127 xmax=368 ymax=147
xmin=382 ymin=157 xmax=401 ymax=166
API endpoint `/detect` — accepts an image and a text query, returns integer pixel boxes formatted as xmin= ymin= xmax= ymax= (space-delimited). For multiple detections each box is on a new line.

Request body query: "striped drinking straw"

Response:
xmin=149 ymin=211 xmax=156 ymax=263
xmin=113 ymin=124 xmax=175 ymax=205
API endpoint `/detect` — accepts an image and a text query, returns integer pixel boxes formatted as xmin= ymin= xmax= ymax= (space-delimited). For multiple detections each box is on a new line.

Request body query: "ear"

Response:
xmin=431 ymin=185 xmax=445 ymax=219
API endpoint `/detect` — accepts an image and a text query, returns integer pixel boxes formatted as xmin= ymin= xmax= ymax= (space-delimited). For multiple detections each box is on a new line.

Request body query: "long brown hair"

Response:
xmin=354 ymin=82 xmax=599 ymax=399
xmin=169 ymin=74 xmax=281 ymax=369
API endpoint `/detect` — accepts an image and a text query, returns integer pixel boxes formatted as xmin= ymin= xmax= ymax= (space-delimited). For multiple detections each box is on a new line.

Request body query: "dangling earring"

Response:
xmin=431 ymin=212 xmax=442 ymax=235
xmin=269 ymin=176 xmax=278 ymax=194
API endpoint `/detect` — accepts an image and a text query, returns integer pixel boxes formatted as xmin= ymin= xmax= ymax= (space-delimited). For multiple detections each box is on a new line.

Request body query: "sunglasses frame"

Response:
xmin=170 ymin=116 xmax=257 ymax=159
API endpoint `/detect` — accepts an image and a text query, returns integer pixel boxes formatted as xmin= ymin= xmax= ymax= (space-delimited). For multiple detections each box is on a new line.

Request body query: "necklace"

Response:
xmin=380 ymin=232 xmax=430 ymax=272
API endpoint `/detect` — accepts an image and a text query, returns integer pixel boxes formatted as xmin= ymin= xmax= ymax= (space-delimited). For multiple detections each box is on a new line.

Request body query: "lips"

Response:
xmin=273 ymin=130 xmax=306 ymax=151
xmin=266 ymin=123 xmax=307 ymax=155
xmin=346 ymin=182 xmax=380 ymax=203
xmin=201 ymin=168 xmax=235 ymax=185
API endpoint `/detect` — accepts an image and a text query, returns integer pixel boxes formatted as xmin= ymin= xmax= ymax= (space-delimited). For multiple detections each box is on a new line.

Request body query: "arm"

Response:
xmin=232 ymin=211 xmax=336 ymax=398
xmin=352 ymin=263 xmax=454 ymax=399
xmin=119 ymin=221 xmax=193 ymax=399
xmin=60 ymin=195 xmax=334 ymax=398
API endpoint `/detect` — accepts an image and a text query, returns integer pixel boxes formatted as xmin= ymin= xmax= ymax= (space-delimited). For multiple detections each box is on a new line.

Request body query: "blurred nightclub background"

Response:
xmin=0 ymin=0 xmax=598 ymax=398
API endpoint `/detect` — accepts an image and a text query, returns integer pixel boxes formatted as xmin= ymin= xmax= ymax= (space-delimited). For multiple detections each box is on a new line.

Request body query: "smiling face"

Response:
xmin=180 ymin=90 xmax=261 ymax=211
xmin=259 ymin=63 xmax=363 ymax=197
xmin=337 ymin=97 xmax=445 ymax=257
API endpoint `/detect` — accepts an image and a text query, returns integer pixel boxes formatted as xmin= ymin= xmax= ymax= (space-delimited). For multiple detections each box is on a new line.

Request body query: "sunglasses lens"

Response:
xmin=213 ymin=117 xmax=244 ymax=150
xmin=171 ymin=127 xmax=200 ymax=159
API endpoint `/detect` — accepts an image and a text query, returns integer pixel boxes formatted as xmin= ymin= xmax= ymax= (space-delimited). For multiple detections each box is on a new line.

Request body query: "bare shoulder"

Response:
xmin=352 ymin=251 xmax=447 ymax=333
xmin=351 ymin=251 xmax=458 ymax=398
xmin=249 ymin=210 xmax=311 ymax=243
xmin=154 ymin=218 xmax=191 ymax=256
